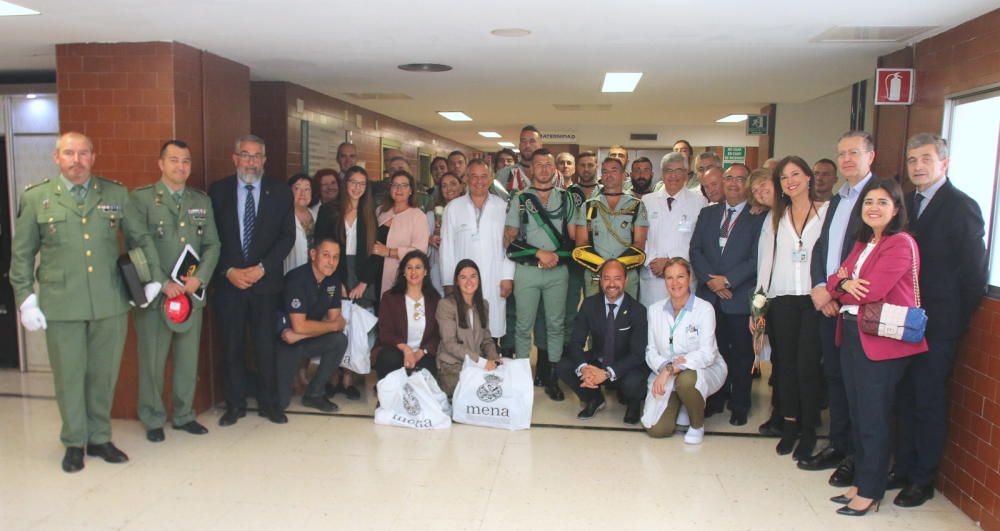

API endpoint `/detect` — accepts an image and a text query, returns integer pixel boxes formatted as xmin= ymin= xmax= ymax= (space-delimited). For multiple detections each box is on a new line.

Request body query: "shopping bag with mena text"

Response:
xmin=340 ymin=301 xmax=376 ymax=374
xmin=374 ymin=368 xmax=452 ymax=429
xmin=452 ymin=357 xmax=533 ymax=430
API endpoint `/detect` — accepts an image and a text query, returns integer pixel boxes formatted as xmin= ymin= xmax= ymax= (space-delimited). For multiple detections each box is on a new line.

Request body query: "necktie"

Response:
xmin=173 ymin=191 xmax=183 ymax=209
xmin=667 ymin=197 xmax=674 ymax=211
xmin=72 ymin=184 xmax=85 ymax=206
xmin=243 ymin=184 xmax=256 ymax=259
xmin=914 ymin=193 xmax=925 ymax=219
xmin=721 ymin=208 xmax=736 ymax=238
xmin=603 ymin=303 xmax=617 ymax=365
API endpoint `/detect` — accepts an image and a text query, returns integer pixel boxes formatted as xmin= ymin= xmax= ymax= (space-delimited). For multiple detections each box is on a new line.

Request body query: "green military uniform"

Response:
xmin=131 ymin=181 xmax=220 ymax=431
xmin=504 ymin=186 xmax=575 ymax=363
xmin=9 ymin=175 xmax=163 ymax=448
xmin=564 ymin=183 xmax=598 ymax=346
xmin=572 ymin=191 xmax=649 ymax=298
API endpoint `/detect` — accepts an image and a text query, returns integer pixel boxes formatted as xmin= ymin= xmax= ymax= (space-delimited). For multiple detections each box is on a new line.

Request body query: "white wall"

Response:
xmin=773 ymin=86 xmax=853 ymax=167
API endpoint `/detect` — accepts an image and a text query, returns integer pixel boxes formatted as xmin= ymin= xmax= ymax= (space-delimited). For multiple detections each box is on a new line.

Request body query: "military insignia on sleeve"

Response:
xmin=402 ymin=383 xmax=421 ymax=416
xmin=291 ymin=298 xmax=301 ymax=309
xmin=524 ymin=199 xmax=537 ymax=214
xmin=476 ymin=374 xmax=504 ymax=403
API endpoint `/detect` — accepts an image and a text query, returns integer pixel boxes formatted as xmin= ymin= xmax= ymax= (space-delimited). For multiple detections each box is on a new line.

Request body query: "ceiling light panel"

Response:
xmin=438 ymin=111 xmax=472 ymax=122
xmin=601 ymin=73 xmax=643 ymax=93
xmin=716 ymin=114 xmax=748 ymax=123
xmin=478 ymin=132 xmax=502 ymax=138
xmin=0 ymin=1 xmax=40 ymax=16
xmin=498 ymin=142 xmax=516 ymax=147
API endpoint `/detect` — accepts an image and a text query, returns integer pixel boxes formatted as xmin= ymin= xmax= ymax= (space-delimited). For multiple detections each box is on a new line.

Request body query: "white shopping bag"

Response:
xmin=374 ymin=368 xmax=452 ymax=430
xmin=452 ymin=357 xmax=533 ymax=430
xmin=340 ymin=301 xmax=376 ymax=374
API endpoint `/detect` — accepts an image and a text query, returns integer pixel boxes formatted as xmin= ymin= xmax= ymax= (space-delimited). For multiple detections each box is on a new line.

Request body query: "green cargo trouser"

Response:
xmin=513 ymin=263 xmax=568 ymax=362
xmin=46 ymin=314 xmax=128 ymax=447
xmin=135 ymin=305 xmax=204 ymax=429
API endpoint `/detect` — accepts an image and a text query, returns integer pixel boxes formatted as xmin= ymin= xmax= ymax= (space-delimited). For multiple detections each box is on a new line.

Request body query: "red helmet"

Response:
xmin=162 ymin=293 xmax=193 ymax=331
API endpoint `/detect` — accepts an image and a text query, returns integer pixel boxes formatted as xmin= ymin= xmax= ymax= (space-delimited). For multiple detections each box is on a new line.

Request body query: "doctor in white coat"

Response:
xmin=642 ymin=257 xmax=727 ymax=444
xmin=439 ymin=159 xmax=514 ymax=338
xmin=640 ymin=152 xmax=707 ymax=306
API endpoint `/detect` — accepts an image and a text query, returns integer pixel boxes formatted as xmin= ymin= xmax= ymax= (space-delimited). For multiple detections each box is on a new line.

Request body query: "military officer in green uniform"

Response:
xmin=10 ymin=132 xmax=164 ymax=473
xmin=131 ymin=140 xmax=221 ymax=443
xmin=571 ymin=157 xmax=648 ymax=298
xmin=504 ymin=148 xmax=576 ymax=401
xmin=564 ymin=151 xmax=601 ymax=353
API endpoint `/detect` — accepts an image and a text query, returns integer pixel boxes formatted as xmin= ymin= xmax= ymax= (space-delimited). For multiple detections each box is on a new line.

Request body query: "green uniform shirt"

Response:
xmin=10 ymin=175 xmax=164 ymax=321
xmin=505 ymin=186 xmax=575 ymax=252
xmin=130 ymin=180 xmax=221 ymax=309
xmin=572 ymin=192 xmax=649 ymax=260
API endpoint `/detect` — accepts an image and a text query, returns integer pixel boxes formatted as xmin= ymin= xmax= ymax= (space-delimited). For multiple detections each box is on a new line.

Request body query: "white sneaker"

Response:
xmin=677 ymin=406 xmax=690 ymax=430
xmin=684 ymin=426 xmax=705 ymax=445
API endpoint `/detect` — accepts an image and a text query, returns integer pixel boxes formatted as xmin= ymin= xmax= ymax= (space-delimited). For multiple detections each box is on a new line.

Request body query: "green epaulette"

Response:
xmin=23 ymin=178 xmax=49 ymax=191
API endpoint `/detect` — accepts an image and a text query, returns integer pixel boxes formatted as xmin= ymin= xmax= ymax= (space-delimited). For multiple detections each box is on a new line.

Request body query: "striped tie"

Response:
xmin=242 ymin=184 xmax=255 ymax=259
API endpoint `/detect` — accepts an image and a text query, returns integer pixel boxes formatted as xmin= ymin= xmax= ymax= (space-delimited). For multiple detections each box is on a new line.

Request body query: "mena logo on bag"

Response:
xmin=465 ymin=405 xmax=510 ymax=417
xmin=476 ymin=374 xmax=504 ymax=403
xmin=391 ymin=414 xmax=433 ymax=428
xmin=402 ymin=383 xmax=421 ymax=416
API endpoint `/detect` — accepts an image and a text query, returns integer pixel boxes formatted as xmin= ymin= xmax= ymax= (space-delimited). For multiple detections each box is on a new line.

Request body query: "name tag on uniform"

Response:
xmin=677 ymin=216 xmax=693 ymax=233
xmin=791 ymin=249 xmax=809 ymax=262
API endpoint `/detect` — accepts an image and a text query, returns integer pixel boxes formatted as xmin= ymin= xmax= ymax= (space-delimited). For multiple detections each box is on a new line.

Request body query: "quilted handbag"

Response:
xmin=859 ymin=235 xmax=927 ymax=343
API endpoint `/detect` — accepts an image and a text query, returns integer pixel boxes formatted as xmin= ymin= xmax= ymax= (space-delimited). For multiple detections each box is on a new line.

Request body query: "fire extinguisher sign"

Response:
xmin=875 ymin=68 xmax=915 ymax=106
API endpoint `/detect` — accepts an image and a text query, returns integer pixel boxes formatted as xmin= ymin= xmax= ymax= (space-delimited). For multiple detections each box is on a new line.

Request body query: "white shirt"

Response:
xmin=841 ymin=241 xmax=877 ymax=316
xmin=825 ymin=174 xmax=872 ymax=279
xmin=757 ymin=202 xmax=829 ymax=297
xmin=405 ymin=295 xmax=426 ymax=351
xmin=345 ymin=217 xmax=358 ymax=256
xmin=642 ymin=187 xmax=707 ymax=266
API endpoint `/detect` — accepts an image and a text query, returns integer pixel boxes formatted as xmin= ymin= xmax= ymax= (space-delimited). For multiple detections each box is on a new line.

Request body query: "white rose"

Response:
xmin=752 ymin=294 xmax=767 ymax=309
xmin=434 ymin=206 xmax=444 ymax=216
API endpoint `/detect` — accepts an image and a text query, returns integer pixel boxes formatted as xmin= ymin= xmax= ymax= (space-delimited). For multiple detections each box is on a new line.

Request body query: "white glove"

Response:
xmin=19 ymin=294 xmax=47 ymax=331
xmin=140 ymin=282 xmax=162 ymax=309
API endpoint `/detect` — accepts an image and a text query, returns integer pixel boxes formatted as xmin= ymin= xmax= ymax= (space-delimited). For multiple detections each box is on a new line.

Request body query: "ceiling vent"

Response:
xmin=630 ymin=133 xmax=658 ymax=141
xmin=553 ymin=104 xmax=612 ymax=111
xmin=812 ymin=26 xmax=936 ymax=43
xmin=343 ymin=92 xmax=413 ymax=101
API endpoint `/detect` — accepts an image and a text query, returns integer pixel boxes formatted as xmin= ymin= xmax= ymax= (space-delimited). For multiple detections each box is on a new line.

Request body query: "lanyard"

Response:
xmin=787 ymin=204 xmax=816 ymax=250
xmin=667 ymin=309 xmax=687 ymax=355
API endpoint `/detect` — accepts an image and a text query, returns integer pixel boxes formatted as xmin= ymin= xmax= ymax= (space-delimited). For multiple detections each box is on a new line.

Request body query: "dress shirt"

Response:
xmin=914 ymin=177 xmax=947 ymax=218
xmin=345 ymin=217 xmax=358 ymax=256
xmin=825 ymin=173 xmax=872 ymax=278
xmin=60 ymin=174 xmax=92 ymax=201
xmin=840 ymin=241 xmax=876 ymax=316
xmin=575 ymin=294 xmax=625 ymax=380
xmin=236 ymin=179 xmax=261 ymax=249
xmin=757 ymin=203 xmax=829 ymax=297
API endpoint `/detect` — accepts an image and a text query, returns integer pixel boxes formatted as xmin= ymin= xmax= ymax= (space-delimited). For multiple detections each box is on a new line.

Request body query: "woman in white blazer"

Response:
xmin=642 ymin=257 xmax=728 ymax=444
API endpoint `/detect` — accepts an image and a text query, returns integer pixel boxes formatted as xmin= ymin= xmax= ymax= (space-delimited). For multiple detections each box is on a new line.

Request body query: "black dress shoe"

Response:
xmin=544 ymin=378 xmax=565 ymax=401
xmin=146 ymin=428 xmax=165 ymax=442
xmin=793 ymin=428 xmax=817 ymax=461
xmin=704 ymin=401 xmax=725 ymax=419
xmin=758 ymin=416 xmax=783 ymax=437
xmin=776 ymin=420 xmax=799 ymax=456
xmin=797 ymin=447 xmax=846 ymax=471
xmin=577 ymin=396 xmax=606 ymax=420
xmin=894 ymin=483 xmax=934 ymax=507
xmin=885 ymin=470 xmax=907 ymax=491
xmin=729 ymin=411 xmax=747 ymax=426
xmin=86 ymin=442 xmax=129 ymax=463
xmin=534 ymin=353 xmax=549 ymax=387
xmin=268 ymin=410 xmax=289 ymax=424
xmin=218 ymin=407 xmax=246 ymax=427
xmin=836 ymin=499 xmax=879 ymax=516
xmin=343 ymin=385 xmax=361 ymax=401
xmin=623 ymin=402 xmax=641 ymax=425
xmin=62 ymin=447 xmax=84 ymax=473
xmin=829 ymin=457 xmax=855 ymax=488
xmin=324 ymin=383 xmax=342 ymax=398
xmin=172 ymin=421 xmax=209 ymax=435
xmin=302 ymin=395 xmax=339 ymax=412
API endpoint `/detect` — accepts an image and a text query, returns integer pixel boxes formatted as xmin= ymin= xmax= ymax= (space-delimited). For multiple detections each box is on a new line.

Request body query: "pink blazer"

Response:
xmin=826 ymin=232 xmax=928 ymax=360
xmin=377 ymin=207 xmax=430 ymax=297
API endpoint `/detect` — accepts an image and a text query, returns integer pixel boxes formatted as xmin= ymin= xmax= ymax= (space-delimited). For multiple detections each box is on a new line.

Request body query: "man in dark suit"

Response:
xmin=690 ymin=163 xmax=765 ymax=426
xmin=803 ymin=131 xmax=876 ymax=483
xmin=209 ymin=134 xmax=295 ymax=426
xmin=893 ymin=133 xmax=987 ymax=507
xmin=557 ymin=259 xmax=649 ymax=424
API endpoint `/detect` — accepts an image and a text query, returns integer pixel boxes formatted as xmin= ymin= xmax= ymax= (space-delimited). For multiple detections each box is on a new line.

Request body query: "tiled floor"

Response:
xmin=0 ymin=368 xmax=977 ymax=530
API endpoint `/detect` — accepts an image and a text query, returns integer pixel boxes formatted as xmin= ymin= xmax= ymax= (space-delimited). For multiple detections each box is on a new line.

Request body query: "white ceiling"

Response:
xmin=0 ymin=0 xmax=996 ymax=150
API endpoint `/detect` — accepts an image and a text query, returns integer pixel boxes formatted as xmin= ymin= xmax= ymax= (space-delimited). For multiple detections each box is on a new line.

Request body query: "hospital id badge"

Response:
xmin=470 ymin=231 xmax=481 ymax=242
xmin=791 ymin=249 xmax=809 ymax=262
xmin=677 ymin=216 xmax=693 ymax=233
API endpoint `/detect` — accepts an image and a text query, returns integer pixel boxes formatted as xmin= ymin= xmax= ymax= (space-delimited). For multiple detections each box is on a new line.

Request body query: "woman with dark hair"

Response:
xmin=427 ymin=172 xmax=465 ymax=295
xmin=373 ymin=170 xmax=430 ymax=299
xmin=435 ymin=259 xmax=500 ymax=397
xmin=314 ymin=168 xmax=340 ymax=205
xmin=755 ymin=155 xmax=828 ymax=459
xmin=284 ymin=173 xmax=318 ymax=273
xmin=826 ymin=178 xmax=926 ymax=517
xmin=373 ymin=250 xmax=441 ymax=380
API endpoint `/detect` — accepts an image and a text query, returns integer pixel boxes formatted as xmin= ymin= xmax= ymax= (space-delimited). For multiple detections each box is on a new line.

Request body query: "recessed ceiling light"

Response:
xmin=498 ymin=142 xmax=516 ymax=148
xmin=478 ymin=132 xmax=502 ymax=138
xmin=491 ymin=28 xmax=531 ymax=37
xmin=25 ymin=93 xmax=37 ymax=99
xmin=438 ymin=111 xmax=473 ymax=122
xmin=601 ymin=73 xmax=643 ymax=93
xmin=0 ymin=1 xmax=39 ymax=16
xmin=716 ymin=114 xmax=748 ymax=123
xmin=398 ymin=63 xmax=452 ymax=72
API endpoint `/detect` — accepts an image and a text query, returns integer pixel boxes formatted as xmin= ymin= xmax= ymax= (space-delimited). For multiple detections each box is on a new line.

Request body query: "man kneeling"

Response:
xmin=558 ymin=260 xmax=648 ymax=424
xmin=277 ymin=238 xmax=349 ymax=414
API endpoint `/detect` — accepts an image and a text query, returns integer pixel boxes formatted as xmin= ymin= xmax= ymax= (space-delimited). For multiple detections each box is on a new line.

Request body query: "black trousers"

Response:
xmin=275 ymin=332 xmax=348 ymax=410
xmin=555 ymin=356 xmax=647 ymax=404
xmin=840 ymin=319 xmax=910 ymax=500
xmin=768 ymin=295 xmax=822 ymax=427
xmin=820 ymin=314 xmax=853 ymax=455
xmin=709 ymin=309 xmax=754 ymax=415
xmin=374 ymin=345 xmax=437 ymax=380
xmin=216 ymin=286 xmax=281 ymax=411
xmin=894 ymin=336 xmax=957 ymax=486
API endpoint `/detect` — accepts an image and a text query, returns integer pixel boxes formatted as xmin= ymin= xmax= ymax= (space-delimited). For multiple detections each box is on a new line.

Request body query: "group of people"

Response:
xmin=10 ymin=126 xmax=987 ymax=520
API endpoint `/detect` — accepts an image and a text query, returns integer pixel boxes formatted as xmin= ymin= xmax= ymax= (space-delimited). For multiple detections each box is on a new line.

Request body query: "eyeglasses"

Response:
xmin=347 ymin=180 xmax=367 ymax=188
xmin=663 ymin=168 xmax=688 ymax=176
xmin=697 ymin=165 xmax=715 ymax=172
xmin=391 ymin=183 xmax=411 ymax=189
xmin=723 ymin=175 xmax=748 ymax=182
xmin=837 ymin=149 xmax=869 ymax=159
xmin=236 ymin=152 xmax=265 ymax=162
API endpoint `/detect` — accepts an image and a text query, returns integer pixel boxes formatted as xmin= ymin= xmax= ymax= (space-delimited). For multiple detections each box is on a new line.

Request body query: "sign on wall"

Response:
xmin=746 ymin=115 xmax=768 ymax=135
xmin=874 ymin=68 xmax=915 ymax=106
xmin=723 ymin=147 xmax=746 ymax=169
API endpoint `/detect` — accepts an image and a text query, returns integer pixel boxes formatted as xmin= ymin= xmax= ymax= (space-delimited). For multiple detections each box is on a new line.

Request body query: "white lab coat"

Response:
xmin=641 ymin=295 xmax=728 ymax=428
xmin=639 ymin=188 xmax=707 ymax=306
xmin=427 ymin=209 xmax=445 ymax=296
xmin=439 ymin=194 xmax=515 ymax=337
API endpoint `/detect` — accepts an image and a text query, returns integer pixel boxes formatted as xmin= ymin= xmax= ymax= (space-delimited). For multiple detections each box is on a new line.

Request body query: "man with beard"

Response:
xmin=630 ymin=157 xmax=655 ymax=197
xmin=504 ymin=148 xmax=576 ymax=401
xmin=447 ymin=150 xmax=468 ymax=182
xmin=498 ymin=125 xmax=543 ymax=193
xmin=562 ymin=151 xmax=601 ymax=375
xmin=209 ymin=134 xmax=295 ymax=426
